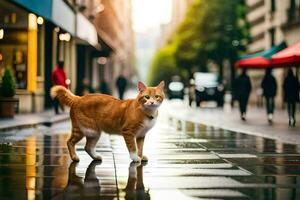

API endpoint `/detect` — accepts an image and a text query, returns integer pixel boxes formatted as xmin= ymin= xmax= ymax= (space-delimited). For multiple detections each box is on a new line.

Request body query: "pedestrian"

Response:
xmin=78 ymin=78 xmax=94 ymax=96
xmin=51 ymin=60 xmax=67 ymax=114
xmin=261 ymin=68 xmax=277 ymax=124
xmin=116 ymin=74 xmax=127 ymax=100
xmin=188 ymin=78 xmax=196 ymax=107
xmin=283 ymin=69 xmax=299 ymax=126
xmin=99 ymin=80 xmax=110 ymax=95
xmin=233 ymin=68 xmax=252 ymax=121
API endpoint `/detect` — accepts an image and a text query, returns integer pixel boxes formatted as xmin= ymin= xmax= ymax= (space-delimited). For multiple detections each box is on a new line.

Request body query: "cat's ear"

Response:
xmin=157 ymin=81 xmax=165 ymax=90
xmin=138 ymin=81 xmax=147 ymax=92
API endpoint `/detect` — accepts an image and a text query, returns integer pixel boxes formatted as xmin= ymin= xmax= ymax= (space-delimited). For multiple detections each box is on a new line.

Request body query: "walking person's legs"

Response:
xmin=266 ymin=97 xmax=274 ymax=123
xmin=119 ymin=88 xmax=125 ymax=100
xmin=189 ymin=98 xmax=192 ymax=107
xmin=291 ymin=102 xmax=296 ymax=126
xmin=53 ymin=99 xmax=59 ymax=114
xmin=287 ymin=102 xmax=295 ymax=126
xmin=117 ymin=88 xmax=122 ymax=100
xmin=265 ymin=97 xmax=270 ymax=114
xmin=239 ymin=97 xmax=247 ymax=121
xmin=60 ymin=103 xmax=65 ymax=112
xmin=238 ymin=100 xmax=243 ymax=120
xmin=287 ymin=103 xmax=291 ymax=125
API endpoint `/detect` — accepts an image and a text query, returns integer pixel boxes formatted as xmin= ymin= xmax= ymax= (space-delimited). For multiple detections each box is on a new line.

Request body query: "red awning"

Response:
xmin=271 ymin=41 xmax=300 ymax=67
xmin=236 ymin=56 xmax=271 ymax=69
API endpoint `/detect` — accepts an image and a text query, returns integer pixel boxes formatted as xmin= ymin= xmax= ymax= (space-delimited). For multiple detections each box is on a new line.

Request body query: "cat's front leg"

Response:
xmin=137 ymin=137 xmax=148 ymax=162
xmin=123 ymin=133 xmax=141 ymax=162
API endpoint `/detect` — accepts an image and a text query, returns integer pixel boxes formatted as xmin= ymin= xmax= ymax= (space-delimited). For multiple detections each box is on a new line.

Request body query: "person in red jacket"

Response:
xmin=52 ymin=61 xmax=67 ymax=114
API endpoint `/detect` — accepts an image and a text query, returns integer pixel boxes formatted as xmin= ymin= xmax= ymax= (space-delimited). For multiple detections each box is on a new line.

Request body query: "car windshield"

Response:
xmin=194 ymin=73 xmax=218 ymax=87
xmin=168 ymin=82 xmax=184 ymax=91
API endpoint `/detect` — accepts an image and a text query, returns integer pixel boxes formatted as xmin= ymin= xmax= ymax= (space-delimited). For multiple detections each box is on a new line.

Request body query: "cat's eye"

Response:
xmin=144 ymin=95 xmax=150 ymax=99
xmin=155 ymin=95 xmax=161 ymax=99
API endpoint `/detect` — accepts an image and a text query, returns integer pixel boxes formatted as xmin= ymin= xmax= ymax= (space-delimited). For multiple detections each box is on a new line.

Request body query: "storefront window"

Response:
xmin=0 ymin=30 xmax=28 ymax=89
xmin=0 ymin=1 xmax=29 ymax=89
xmin=13 ymin=48 xmax=27 ymax=88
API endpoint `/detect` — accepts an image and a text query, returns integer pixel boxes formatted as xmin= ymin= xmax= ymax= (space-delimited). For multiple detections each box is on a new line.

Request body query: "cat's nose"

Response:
xmin=150 ymin=102 xmax=154 ymax=105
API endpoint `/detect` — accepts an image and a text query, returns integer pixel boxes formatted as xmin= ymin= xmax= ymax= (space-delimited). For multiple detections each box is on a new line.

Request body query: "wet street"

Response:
xmin=1 ymin=102 xmax=300 ymax=200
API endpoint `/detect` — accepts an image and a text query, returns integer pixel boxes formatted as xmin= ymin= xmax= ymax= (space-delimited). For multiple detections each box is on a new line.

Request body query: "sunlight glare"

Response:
xmin=132 ymin=0 xmax=172 ymax=32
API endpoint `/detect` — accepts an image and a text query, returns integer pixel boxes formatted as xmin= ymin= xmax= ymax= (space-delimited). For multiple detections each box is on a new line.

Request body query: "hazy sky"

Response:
xmin=132 ymin=0 xmax=172 ymax=32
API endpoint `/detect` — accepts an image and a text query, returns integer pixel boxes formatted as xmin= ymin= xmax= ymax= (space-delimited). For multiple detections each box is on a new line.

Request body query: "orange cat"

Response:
xmin=50 ymin=81 xmax=165 ymax=162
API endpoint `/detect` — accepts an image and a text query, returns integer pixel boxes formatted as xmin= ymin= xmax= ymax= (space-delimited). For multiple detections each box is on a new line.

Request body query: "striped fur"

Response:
xmin=50 ymin=86 xmax=79 ymax=107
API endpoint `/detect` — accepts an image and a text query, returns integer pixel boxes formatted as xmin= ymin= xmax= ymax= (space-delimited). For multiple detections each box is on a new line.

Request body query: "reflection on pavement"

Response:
xmin=124 ymin=162 xmax=150 ymax=200
xmin=63 ymin=161 xmax=102 ymax=199
xmin=0 ymin=117 xmax=300 ymax=199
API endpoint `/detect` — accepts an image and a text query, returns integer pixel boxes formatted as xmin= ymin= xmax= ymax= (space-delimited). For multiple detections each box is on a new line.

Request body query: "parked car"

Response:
xmin=194 ymin=72 xmax=224 ymax=107
xmin=167 ymin=79 xmax=185 ymax=100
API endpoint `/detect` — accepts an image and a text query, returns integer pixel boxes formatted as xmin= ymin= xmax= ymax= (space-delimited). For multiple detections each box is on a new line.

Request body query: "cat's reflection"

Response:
xmin=124 ymin=162 xmax=150 ymax=200
xmin=63 ymin=160 xmax=102 ymax=199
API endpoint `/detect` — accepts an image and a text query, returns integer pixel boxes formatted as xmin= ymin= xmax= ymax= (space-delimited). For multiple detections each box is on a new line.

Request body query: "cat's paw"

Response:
xmin=93 ymin=155 xmax=102 ymax=161
xmin=71 ymin=155 xmax=80 ymax=162
xmin=129 ymin=163 xmax=138 ymax=178
xmin=130 ymin=152 xmax=141 ymax=162
xmin=141 ymin=155 xmax=148 ymax=162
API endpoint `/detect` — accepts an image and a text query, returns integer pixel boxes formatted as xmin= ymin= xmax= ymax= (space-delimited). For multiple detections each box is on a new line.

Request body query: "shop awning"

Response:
xmin=236 ymin=56 xmax=271 ymax=69
xmin=271 ymin=41 xmax=300 ymax=67
xmin=13 ymin=0 xmax=76 ymax=36
xmin=12 ymin=0 xmax=52 ymax=21
xmin=52 ymin=0 xmax=75 ymax=35
xmin=239 ymin=41 xmax=287 ymax=59
xmin=236 ymin=41 xmax=287 ymax=68
xmin=76 ymin=13 xmax=98 ymax=48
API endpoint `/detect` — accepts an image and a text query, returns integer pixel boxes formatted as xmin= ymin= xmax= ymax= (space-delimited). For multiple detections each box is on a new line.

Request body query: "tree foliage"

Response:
xmin=0 ymin=68 xmax=16 ymax=97
xmin=148 ymin=44 xmax=185 ymax=85
xmin=148 ymin=0 xmax=249 ymax=85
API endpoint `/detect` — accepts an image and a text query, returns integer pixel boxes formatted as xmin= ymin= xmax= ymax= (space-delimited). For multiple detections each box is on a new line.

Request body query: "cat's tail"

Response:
xmin=50 ymin=86 xmax=79 ymax=107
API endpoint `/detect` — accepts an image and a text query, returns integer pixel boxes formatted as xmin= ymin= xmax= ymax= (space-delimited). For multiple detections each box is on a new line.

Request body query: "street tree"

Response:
xmin=175 ymin=0 xmax=250 ymax=80
xmin=148 ymin=0 xmax=249 ymax=86
xmin=148 ymin=44 xmax=185 ymax=85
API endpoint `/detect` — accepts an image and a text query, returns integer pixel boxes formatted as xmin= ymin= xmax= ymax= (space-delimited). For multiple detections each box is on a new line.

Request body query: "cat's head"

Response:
xmin=137 ymin=81 xmax=165 ymax=110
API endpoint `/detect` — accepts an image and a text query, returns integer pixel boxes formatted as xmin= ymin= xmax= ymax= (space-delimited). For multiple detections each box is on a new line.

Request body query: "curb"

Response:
xmin=169 ymin=113 xmax=300 ymax=145
xmin=0 ymin=114 xmax=70 ymax=132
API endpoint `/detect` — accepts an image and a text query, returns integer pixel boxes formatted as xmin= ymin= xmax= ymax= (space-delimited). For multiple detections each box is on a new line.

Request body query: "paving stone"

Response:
xmin=1 ymin=105 xmax=300 ymax=200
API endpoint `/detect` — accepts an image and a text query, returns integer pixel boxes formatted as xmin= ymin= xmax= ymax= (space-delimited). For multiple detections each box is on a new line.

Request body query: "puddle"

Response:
xmin=0 ymin=119 xmax=300 ymax=199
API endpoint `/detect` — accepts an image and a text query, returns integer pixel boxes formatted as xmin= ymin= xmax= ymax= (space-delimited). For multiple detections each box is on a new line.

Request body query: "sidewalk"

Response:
xmin=0 ymin=89 xmax=137 ymax=132
xmin=167 ymin=100 xmax=300 ymax=145
xmin=1 ymin=104 xmax=299 ymax=199
xmin=0 ymin=110 xmax=69 ymax=131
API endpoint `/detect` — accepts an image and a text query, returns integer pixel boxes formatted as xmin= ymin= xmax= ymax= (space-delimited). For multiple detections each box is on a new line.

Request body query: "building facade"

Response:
xmin=82 ymin=0 xmax=135 ymax=95
xmin=158 ymin=0 xmax=193 ymax=47
xmin=0 ymin=0 xmax=134 ymax=113
xmin=245 ymin=0 xmax=300 ymax=107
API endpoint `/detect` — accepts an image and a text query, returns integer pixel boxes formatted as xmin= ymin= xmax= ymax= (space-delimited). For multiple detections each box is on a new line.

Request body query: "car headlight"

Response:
xmin=197 ymin=86 xmax=205 ymax=92
xmin=217 ymin=85 xmax=224 ymax=91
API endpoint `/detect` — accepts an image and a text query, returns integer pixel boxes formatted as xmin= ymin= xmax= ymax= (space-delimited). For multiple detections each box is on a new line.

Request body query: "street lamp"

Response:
xmin=37 ymin=17 xmax=44 ymax=25
xmin=0 ymin=29 xmax=4 ymax=39
xmin=98 ymin=57 xmax=107 ymax=65
xmin=59 ymin=33 xmax=71 ymax=42
xmin=232 ymin=40 xmax=240 ymax=47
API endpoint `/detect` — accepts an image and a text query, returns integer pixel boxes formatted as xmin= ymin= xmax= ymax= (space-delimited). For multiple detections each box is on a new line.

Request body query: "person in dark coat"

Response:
xmin=78 ymin=78 xmax=94 ymax=96
xmin=116 ymin=74 xmax=127 ymax=100
xmin=261 ymin=68 xmax=277 ymax=123
xmin=51 ymin=60 xmax=67 ymax=114
xmin=99 ymin=80 xmax=111 ymax=95
xmin=283 ymin=69 xmax=299 ymax=126
xmin=233 ymin=69 xmax=252 ymax=121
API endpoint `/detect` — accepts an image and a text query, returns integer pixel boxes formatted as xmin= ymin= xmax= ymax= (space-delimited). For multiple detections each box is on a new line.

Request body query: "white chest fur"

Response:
xmin=136 ymin=117 xmax=156 ymax=138
xmin=79 ymin=124 xmax=99 ymax=137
